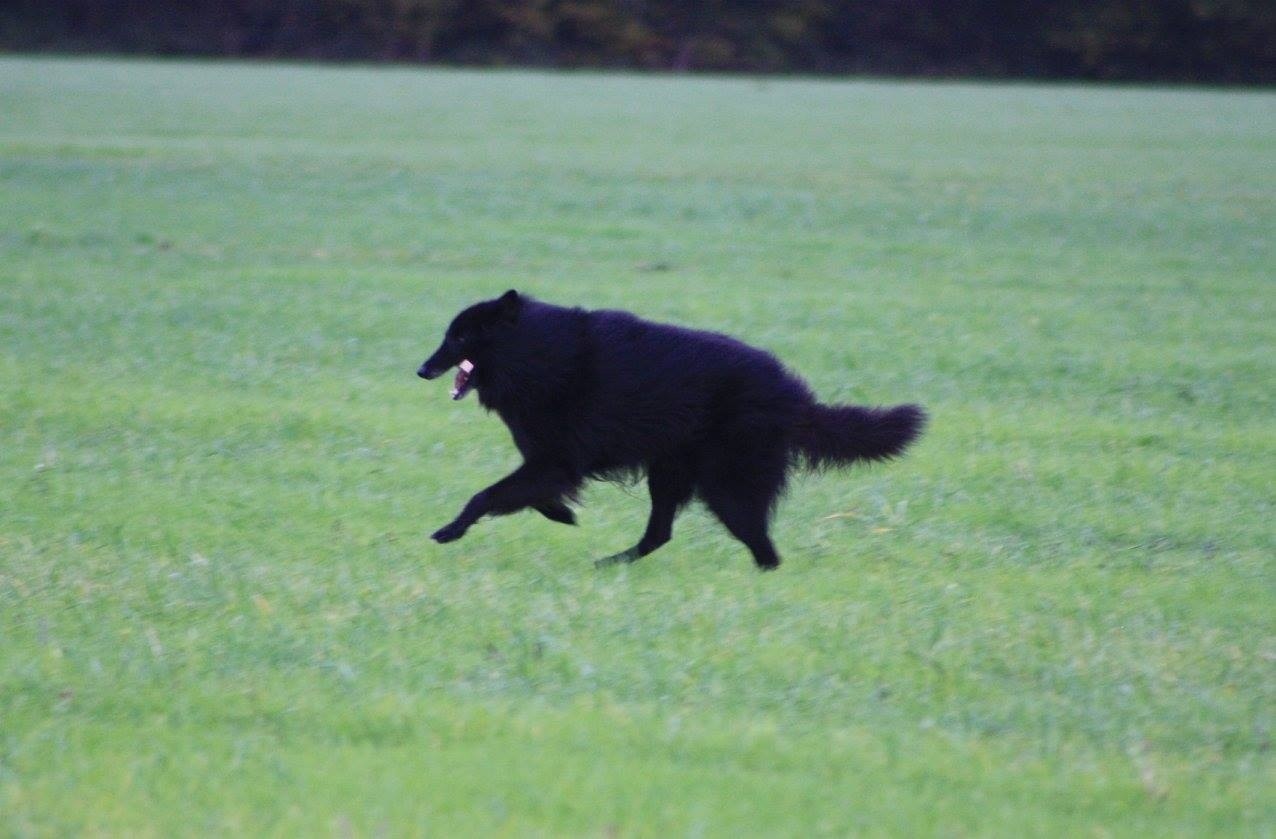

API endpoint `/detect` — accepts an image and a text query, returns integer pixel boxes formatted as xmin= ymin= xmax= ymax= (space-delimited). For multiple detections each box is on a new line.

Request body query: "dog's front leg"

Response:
xmin=431 ymin=461 xmax=577 ymax=544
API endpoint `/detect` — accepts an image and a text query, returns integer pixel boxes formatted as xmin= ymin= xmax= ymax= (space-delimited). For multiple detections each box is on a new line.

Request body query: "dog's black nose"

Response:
xmin=417 ymin=365 xmax=432 ymax=379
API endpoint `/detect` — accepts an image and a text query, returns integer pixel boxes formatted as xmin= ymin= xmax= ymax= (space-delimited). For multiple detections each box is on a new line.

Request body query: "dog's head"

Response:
xmin=417 ymin=289 xmax=522 ymax=399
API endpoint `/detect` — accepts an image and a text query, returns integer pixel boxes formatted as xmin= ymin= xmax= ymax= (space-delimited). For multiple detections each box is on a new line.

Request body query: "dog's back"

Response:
xmin=572 ymin=307 xmax=812 ymax=475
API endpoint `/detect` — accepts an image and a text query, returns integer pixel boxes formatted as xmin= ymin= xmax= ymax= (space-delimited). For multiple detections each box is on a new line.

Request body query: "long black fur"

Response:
xmin=417 ymin=291 xmax=925 ymax=570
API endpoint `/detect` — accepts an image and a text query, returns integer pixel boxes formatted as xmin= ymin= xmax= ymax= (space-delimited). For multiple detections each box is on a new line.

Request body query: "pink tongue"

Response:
xmin=450 ymin=359 xmax=474 ymax=400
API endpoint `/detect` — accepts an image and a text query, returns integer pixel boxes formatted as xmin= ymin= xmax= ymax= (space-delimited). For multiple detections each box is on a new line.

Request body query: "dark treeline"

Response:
xmin=3 ymin=1 xmax=1273 ymax=83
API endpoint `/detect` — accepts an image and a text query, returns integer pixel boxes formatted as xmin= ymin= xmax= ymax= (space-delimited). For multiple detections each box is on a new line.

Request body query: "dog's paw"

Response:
xmin=431 ymin=522 xmax=467 ymax=543
xmin=535 ymin=500 xmax=577 ymax=526
xmin=594 ymin=546 xmax=641 ymax=568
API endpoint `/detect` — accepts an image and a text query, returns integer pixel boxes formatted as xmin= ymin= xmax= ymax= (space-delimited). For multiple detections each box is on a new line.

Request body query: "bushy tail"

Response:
xmin=793 ymin=403 xmax=926 ymax=470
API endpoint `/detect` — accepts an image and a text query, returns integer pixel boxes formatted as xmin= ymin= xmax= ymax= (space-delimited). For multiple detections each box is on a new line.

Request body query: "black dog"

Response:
xmin=418 ymin=291 xmax=924 ymax=570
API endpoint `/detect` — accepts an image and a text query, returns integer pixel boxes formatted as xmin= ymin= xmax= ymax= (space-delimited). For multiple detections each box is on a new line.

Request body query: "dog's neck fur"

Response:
xmin=476 ymin=303 xmax=590 ymax=412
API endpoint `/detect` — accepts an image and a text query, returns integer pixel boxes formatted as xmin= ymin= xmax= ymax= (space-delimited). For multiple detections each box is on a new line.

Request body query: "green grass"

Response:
xmin=1 ymin=56 xmax=1273 ymax=835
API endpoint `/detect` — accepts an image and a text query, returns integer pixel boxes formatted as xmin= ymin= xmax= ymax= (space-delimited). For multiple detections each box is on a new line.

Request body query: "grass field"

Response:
xmin=1 ymin=56 xmax=1273 ymax=835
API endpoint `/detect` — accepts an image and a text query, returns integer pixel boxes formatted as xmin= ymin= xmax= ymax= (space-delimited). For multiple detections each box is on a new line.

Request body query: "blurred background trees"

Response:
xmin=2 ymin=0 xmax=1272 ymax=82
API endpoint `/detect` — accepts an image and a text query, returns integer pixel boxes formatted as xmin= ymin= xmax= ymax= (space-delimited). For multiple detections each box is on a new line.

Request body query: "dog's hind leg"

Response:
xmin=596 ymin=461 xmax=694 ymax=567
xmin=696 ymin=432 xmax=787 ymax=570
xmin=638 ymin=463 xmax=695 ymax=555
xmin=700 ymin=484 xmax=782 ymax=570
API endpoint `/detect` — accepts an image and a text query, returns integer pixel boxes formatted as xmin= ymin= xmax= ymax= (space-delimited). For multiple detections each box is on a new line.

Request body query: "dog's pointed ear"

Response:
xmin=498 ymin=289 xmax=521 ymax=322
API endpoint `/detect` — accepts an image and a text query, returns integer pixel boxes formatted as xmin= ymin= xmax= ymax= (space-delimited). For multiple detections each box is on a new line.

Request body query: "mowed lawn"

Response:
xmin=1 ymin=56 xmax=1273 ymax=835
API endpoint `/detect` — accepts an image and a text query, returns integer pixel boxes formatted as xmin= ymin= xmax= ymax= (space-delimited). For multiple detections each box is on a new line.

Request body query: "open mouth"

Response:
xmin=450 ymin=359 xmax=475 ymax=400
